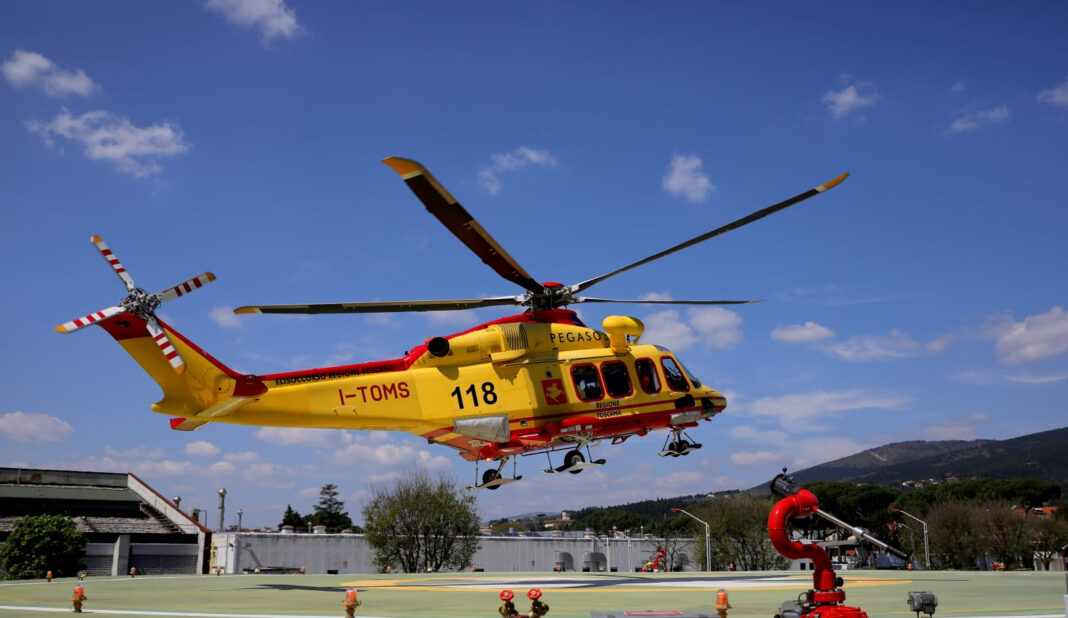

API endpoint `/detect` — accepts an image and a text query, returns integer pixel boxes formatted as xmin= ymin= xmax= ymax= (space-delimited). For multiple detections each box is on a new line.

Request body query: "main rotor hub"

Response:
xmin=122 ymin=287 xmax=161 ymax=321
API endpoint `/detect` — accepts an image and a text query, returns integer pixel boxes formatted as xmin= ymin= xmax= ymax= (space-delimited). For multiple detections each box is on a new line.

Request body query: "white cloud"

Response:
xmin=254 ymin=427 xmax=353 ymax=447
xmin=330 ymin=440 xmax=451 ymax=471
xmin=1006 ymin=373 xmax=1068 ymax=385
xmin=0 ymin=411 xmax=74 ymax=442
xmin=662 ymin=154 xmax=715 ymax=203
xmin=947 ymin=106 xmax=1009 ymax=133
xmin=822 ymin=76 xmax=879 ymax=119
xmin=478 ymin=146 xmax=556 ymax=195
xmin=771 ymin=321 xmax=834 ymax=343
xmin=688 ymin=307 xmax=742 ymax=349
xmin=210 ymin=307 xmax=243 ymax=329
xmin=919 ymin=414 xmax=988 ymax=440
xmin=2 ymin=49 xmax=96 ymax=96
xmin=27 ymin=109 xmax=189 ymax=177
xmin=729 ymin=450 xmax=783 ymax=467
xmin=204 ymin=0 xmax=302 ymax=42
xmin=728 ymin=424 xmax=789 ymax=445
xmin=105 ymin=446 xmax=165 ymax=459
xmin=425 ymin=310 xmax=482 ymax=328
xmin=184 ymin=440 xmax=221 ymax=456
xmin=748 ymin=390 xmax=909 ymax=429
xmin=224 ymin=451 xmax=260 ymax=463
xmin=642 ymin=308 xmax=742 ymax=351
xmin=642 ymin=310 xmax=696 ymax=350
xmin=1038 ymin=77 xmax=1068 ymax=107
xmin=820 ymin=329 xmax=948 ymax=362
xmin=994 ymin=306 xmax=1068 ymax=364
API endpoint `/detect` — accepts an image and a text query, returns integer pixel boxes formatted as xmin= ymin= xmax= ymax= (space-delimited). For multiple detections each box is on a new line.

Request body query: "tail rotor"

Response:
xmin=55 ymin=235 xmax=216 ymax=374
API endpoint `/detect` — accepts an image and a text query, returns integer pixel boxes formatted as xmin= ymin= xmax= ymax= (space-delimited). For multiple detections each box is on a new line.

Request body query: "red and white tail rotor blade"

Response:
xmin=91 ymin=235 xmax=136 ymax=292
xmin=145 ymin=317 xmax=185 ymax=374
xmin=155 ymin=272 xmax=217 ymax=303
xmin=55 ymin=305 xmax=126 ymax=334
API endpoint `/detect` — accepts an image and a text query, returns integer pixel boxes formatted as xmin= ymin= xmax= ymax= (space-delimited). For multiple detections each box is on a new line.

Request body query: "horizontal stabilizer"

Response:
xmin=170 ymin=417 xmax=212 ymax=431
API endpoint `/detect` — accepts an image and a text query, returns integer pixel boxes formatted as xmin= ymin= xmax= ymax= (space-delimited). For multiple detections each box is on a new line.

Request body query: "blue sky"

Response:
xmin=2 ymin=1 xmax=1066 ymax=528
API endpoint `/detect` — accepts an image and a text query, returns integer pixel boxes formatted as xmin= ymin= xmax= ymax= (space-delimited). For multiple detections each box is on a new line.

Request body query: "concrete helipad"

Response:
xmin=0 ymin=570 xmax=1064 ymax=618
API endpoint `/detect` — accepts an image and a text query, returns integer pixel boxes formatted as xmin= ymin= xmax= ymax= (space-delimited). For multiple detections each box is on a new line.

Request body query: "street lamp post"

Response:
xmin=670 ymin=507 xmax=711 ymax=572
xmin=892 ymin=508 xmax=929 ymax=570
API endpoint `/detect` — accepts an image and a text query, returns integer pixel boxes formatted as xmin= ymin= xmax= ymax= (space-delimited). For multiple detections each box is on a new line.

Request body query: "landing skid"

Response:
xmin=465 ymin=475 xmax=523 ymax=491
xmin=543 ymin=459 xmax=606 ymax=474
xmin=465 ymin=457 xmax=522 ymax=492
xmin=659 ymin=430 xmax=703 ymax=457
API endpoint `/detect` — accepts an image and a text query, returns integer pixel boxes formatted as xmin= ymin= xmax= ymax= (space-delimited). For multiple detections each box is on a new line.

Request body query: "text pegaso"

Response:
xmin=338 ymin=382 xmax=410 ymax=406
xmin=549 ymin=330 xmax=606 ymax=344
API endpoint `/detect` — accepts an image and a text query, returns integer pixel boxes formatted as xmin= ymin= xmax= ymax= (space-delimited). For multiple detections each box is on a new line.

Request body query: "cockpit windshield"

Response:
xmin=679 ymin=361 xmax=702 ymax=389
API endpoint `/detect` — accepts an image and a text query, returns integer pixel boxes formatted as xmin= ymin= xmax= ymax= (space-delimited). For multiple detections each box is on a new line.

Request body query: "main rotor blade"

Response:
xmin=55 ymin=305 xmax=126 ymax=333
xmin=234 ymin=296 xmax=523 ymax=315
xmin=383 ymin=157 xmax=545 ymax=296
xmin=146 ymin=316 xmax=185 ymax=374
xmin=155 ymin=272 xmax=217 ymax=303
xmin=573 ymin=297 xmax=765 ymax=306
xmin=570 ymin=172 xmax=849 ymax=296
xmin=91 ymin=235 xmax=136 ymax=292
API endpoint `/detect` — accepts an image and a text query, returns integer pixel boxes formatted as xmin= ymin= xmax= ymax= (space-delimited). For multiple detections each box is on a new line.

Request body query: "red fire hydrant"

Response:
xmin=527 ymin=588 xmax=549 ymax=618
xmin=342 ymin=588 xmax=362 ymax=617
xmin=499 ymin=589 xmax=519 ymax=617
xmin=71 ymin=585 xmax=87 ymax=613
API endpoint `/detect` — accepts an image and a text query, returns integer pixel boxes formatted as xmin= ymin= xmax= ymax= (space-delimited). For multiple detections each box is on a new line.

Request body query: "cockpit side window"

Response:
xmin=635 ymin=358 xmax=661 ymax=394
xmin=661 ymin=357 xmax=690 ymax=392
xmin=571 ymin=364 xmax=604 ymax=401
xmin=601 ymin=361 xmax=632 ymax=398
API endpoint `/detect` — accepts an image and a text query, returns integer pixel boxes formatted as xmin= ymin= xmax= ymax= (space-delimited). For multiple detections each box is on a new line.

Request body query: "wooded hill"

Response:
xmin=497 ymin=426 xmax=1067 ymax=529
xmin=777 ymin=425 xmax=1068 ymax=490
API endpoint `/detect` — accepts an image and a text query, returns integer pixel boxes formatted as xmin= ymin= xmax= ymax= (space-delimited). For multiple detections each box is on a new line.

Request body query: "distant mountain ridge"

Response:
xmin=498 ymin=426 xmax=1067 ymax=523
xmin=761 ymin=426 xmax=1068 ymax=490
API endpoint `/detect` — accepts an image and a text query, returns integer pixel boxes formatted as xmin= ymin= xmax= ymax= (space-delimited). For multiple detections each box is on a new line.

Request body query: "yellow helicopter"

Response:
xmin=56 ymin=157 xmax=847 ymax=490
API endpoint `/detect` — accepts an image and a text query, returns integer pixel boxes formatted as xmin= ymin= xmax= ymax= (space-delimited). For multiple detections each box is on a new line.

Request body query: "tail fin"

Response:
xmin=97 ymin=313 xmax=266 ymax=424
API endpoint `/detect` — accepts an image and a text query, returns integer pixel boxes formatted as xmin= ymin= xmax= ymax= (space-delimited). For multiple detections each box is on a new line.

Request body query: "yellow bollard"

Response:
xmin=714 ymin=588 xmax=731 ymax=618
xmin=342 ymin=588 xmax=362 ymax=617
xmin=71 ymin=585 xmax=87 ymax=613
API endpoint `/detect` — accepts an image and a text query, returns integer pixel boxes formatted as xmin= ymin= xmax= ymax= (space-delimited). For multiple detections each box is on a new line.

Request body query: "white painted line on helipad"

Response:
xmin=0 ymin=605 xmax=390 ymax=618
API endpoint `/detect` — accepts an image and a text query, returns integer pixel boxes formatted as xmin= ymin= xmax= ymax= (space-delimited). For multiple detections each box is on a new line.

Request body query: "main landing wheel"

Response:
xmin=676 ymin=439 xmax=690 ymax=455
xmin=565 ymin=449 xmax=585 ymax=474
xmin=482 ymin=468 xmax=501 ymax=489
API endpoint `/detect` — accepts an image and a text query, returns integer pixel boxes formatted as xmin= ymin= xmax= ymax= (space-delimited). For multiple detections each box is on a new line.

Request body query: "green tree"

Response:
xmin=0 ymin=515 xmax=87 ymax=580
xmin=925 ymin=500 xmax=982 ymax=569
xmin=310 ymin=484 xmax=357 ymax=532
xmin=692 ymin=495 xmax=787 ymax=571
xmin=278 ymin=504 xmax=305 ymax=530
xmin=362 ymin=470 xmax=480 ymax=573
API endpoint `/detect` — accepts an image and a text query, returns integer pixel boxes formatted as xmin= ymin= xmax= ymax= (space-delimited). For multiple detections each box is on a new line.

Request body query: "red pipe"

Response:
xmin=767 ymin=488 xmax=837 ymax=592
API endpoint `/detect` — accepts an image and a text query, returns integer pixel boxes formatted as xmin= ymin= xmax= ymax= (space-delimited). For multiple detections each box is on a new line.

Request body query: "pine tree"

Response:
xmin=310 ymin=484 xmax=358 ymax=532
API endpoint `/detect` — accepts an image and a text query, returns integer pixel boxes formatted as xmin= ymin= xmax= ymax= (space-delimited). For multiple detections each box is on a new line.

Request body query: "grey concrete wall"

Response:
xmin=212 ymin=533 xmax=695 ymax=574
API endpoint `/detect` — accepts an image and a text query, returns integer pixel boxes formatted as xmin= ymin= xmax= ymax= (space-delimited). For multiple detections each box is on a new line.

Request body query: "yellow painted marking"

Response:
xmin=339 ymin=575 xmax=911 ymax=593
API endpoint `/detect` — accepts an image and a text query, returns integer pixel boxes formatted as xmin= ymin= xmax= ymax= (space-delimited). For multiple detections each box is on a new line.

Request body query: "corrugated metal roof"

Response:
xmin=0 ymin=485 xmax=141 ymax=502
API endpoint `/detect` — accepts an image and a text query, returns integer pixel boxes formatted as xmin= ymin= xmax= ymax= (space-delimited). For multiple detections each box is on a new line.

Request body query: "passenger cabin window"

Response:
xmin=635 ymin=358 xmax=661 ymax=394
xmin=661 ymin=357 xmax=690 ymax=392
xmin=601 ymin=361 xmax=632 ymax=398
xmin=571 ymin=364 xmax=603 ymax=401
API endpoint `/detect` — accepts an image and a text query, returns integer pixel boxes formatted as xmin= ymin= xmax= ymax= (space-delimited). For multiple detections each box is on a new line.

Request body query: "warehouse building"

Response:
xmin=0 ymin=467 xmax=208 ymax=576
